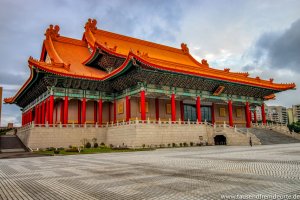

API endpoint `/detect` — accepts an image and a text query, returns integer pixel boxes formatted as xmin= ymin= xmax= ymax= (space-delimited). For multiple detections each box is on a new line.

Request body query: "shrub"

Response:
xmin=54 ymin=150 xmax=60 ymax=154
xmin=190 ymin=142 xmax=194 ymax=146
xmin=100 ymin=142 xmax=105 ymax=146
xmin=183 ymin=142 xmax=188 ymax=147
xmin=288 ymin=122 xmax=300 ymax=133
xmin=65 ymin=148 xmax=78 ymax=152
xmin=179 ymin=143 xmax=183 ymax=147
xmin=92 ymin=137 xmax=97 ymax=144
xmin=46 ymin=147 xmax=55 ymax=151
xmin=142 ymin=144 xmax=146 ymax=148
xmin=159 ymin=144 xmax=165 ymax=148
xmin=57 ymin=147 xmax=64 ymax=151
xmin=109 ymin=144 xmax=114 ymax=148
xmin=94 ymin=143 xmax=99 ymax=148
xmin=85 ymin=142 xmax=91 ymax=148
xmin=168 ymin=144 xmax=171 ymax=147
xmin=172 ymin=143 xmax=176 ymax=147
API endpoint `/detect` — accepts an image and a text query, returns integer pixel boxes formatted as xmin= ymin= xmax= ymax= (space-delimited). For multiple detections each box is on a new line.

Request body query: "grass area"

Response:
xmin=34 ymin=146 xmax=155 ymax=156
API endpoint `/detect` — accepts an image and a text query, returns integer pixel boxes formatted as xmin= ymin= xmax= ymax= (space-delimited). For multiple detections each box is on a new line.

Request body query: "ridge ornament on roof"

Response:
xmin=85 ymin=18 xmax=97 ymax=33
xmin=181 ymin=43 xmax=189 ymax=54
xmin=45 ymin=25 xmax=60 ymax=40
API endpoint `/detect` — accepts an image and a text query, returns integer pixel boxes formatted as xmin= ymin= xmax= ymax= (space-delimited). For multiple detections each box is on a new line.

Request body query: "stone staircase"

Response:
xmin=248 ymin=128 xmax=300 ymax=145
xmin=0 ymin=135 xmax=28 ymax=153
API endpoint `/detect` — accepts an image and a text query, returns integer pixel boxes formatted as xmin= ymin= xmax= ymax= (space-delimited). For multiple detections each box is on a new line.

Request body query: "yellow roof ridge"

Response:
xmin=55 ymin=36 xmax=87 ymax=47
xmin=95 ymin=29 xmax=184 ymax=54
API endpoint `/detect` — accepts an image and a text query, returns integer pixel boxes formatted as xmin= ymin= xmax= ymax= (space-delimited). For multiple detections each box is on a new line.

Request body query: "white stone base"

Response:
xmin=17 ymin=123 xmax=258 ymax=149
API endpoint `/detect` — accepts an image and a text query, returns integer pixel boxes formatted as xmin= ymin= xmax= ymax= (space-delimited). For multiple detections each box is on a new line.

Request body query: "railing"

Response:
xmin=19 ymin=118 xmax=252 ymax=137
xmin=252 ymin=122 xmax=291 ymax=134
xmin=20 ymin=118 xmax=215 ymax=129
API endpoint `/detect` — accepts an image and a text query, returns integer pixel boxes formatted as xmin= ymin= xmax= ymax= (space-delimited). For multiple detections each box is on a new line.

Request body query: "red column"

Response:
xmin=37 ymin=104 xmax=40 ymax=124
xmin=108 ymin=102 xmax=111 ymax=123
xmin=29 ymin=109 xmax=32 ymax=124
xmin=21 ymin=113 xmax=24 ymax=126
xmin=60 ymin=100 xmax=64 ymax=123
xmin=180 ymin=101 xmax=184 ymax=121
xmin=196 ymin=96 xmax=202 ymax=122
xmin=155 ymin=98 xmax=160 ymax=121
xmin=245 ymin=102 xmax=251 ymax=128
xmin=24 ymin=112 xmax=26 ymax=125
xmin=94 ymin=101 xmax=97 ymax=124
xmin=171 ymin=93 xmax=176 ymax=121
xmin=141 ymin=90 xmax=146 ymax=120
xmin=126 ymin=96 xmax=130 ymax=121
xmin=254 ymin=110 xmax=257 ymax=123
xmin=36 ymin=105 xmax=39 ymax=124
xmin=113 ymin=99 xmax=117 ymax=123
xmin=49 ymin=95 xmax=54 ymax=124
xmin=211 ymin=103 xmax=215 ymax=124
xmin=82 ymin=98 xmax=86 ymax=124
xmin=228 ymin=100 xmax=233 ymax=127
xmin=128 ymin=98 xmax=131 ymax=119
xmin=39 ymin=103 xmax=42 ymax=124
xmin=98 ymin=99 xmax=102 ymax=125
xmin=34 ymin=107 xmax=37 ymax=124
xmin=45 ymin=99 xmax=48 ymax=123
xmin=78 ymin=100 xmax=81 ymax=124
xmin=64 ymin=96 xmax=68 ymax=125
xmin=261 ymin=103 xmax=266 ymax=124
xmin=41 ymin=101 xmax=45 ymax=125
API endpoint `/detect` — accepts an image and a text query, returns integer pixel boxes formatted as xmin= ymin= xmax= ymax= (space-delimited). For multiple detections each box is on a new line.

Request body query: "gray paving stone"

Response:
xmin=0 ymin=144 xmax=300 ymax=199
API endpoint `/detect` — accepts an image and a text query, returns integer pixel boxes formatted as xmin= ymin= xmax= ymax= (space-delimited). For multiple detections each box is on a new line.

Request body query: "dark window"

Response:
xmin=184 ymin=104 xmax=212 ymax=122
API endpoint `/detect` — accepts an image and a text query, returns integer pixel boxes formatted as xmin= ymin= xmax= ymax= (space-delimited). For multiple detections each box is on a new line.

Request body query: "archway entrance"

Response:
xmin=214 ymin=135 xmax=227 ymax=145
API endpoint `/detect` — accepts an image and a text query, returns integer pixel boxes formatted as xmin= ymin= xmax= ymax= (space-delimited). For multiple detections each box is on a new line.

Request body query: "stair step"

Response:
xmin=249 ymin=128 xmax=300 ymax=145
xmin=0 ymin=135 xmax=27 ymax=152
xmin=1 ymin=148 xmax=26 ymax=153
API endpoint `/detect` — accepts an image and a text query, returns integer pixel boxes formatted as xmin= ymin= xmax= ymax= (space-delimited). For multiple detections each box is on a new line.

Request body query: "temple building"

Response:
xmin=4 ymin=19 xmax=296 ymax=148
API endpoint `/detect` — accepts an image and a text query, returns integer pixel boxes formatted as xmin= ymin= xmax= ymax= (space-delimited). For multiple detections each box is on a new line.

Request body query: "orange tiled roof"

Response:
xmin=5 ymin=19 xmax=296 ymax=104
xmin=83 ymin=19 xmax=295 ymax=91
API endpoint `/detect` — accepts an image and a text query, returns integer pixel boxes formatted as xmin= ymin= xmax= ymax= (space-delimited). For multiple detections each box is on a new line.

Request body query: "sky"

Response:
xmin=0 ymin=0 xmax=300 ymax=126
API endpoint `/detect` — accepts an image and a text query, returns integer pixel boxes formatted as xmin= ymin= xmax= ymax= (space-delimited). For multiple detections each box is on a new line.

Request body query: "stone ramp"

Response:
xmin=249 ymin=128 xmax=300 ymax=145
xmin=0 ymin=135 xmax=27 ymax=153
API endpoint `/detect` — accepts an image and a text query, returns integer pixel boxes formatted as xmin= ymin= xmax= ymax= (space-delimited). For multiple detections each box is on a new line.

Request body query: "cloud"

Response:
xmin=242 ymin=65 xmax=255 ymax=72
xmin=1 ymin=0 xmax=300 ymax=125
xmin=253 ymin=19 xmax=300 ymax=72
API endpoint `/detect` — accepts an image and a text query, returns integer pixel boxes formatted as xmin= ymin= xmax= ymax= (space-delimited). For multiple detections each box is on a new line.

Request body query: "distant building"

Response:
xmin=266 ymin=106 xmax=288 ymax=124
xmin=255 ymin=106 xmax=262 ymax=121
xmin=0 ymin=86 xmax=2 ymax=125
xmin=7 ymin=123 xmax=13 ymax=128
xmin=287 ymin=108 xmax=294 ymax=124
xmin=292 ymin=104 xmax=300 ymax=122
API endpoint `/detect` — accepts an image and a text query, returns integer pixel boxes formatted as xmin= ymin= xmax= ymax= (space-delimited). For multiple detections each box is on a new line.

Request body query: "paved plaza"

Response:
xmin=1 ymin=144 xmax=300 ymax=200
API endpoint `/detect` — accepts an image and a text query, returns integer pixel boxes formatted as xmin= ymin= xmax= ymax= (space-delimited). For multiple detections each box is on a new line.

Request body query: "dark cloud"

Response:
xmin=0 ymin=72 xmax=27 ymax=85
xmin=253 ymin=18 xmax=300 ymax=72
xmin=0 ymin=0 xmax=183 ymax=126
xmin=242 ymin=65 xmax=255 ymax=72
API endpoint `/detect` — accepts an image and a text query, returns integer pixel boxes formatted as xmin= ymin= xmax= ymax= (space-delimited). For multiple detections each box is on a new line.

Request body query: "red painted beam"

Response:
xmin=171 ymin=94 xmax=176 ymax=121
xmin=155 ymin=98 xmax=160 ymax=121
xmin=114 ymin=99 xmax=117 ymax=123
xmin=261 ymin=103 xmax=266 ymax=124
xmin=228 ymin=100 xmax=233 ymax=127
xmin=98 ymin=99 xmax=102 ymax=125
xmin=82 ymin=98 xmax=86 ymax=124
xmin=196 ymin=96 xmax=202 ymax=122
xmin=141 ymin=91 xmax=146 ymax=121
xmin=126 ymin=96 xmax=130 ymax=121
xmin=245 ymin=102 xmax=251 ymax=128
xmin=64 ymin=96 xmax=68 ymax=125
xmin=180 ymin=100 xmax=184 ymax=121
